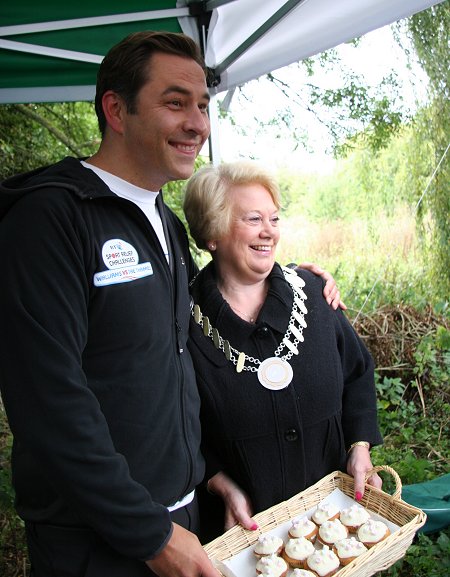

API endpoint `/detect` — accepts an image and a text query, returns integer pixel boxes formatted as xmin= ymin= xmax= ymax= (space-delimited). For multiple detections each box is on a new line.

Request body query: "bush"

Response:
xmin=0 ymin=409 xmax=28 ymax=576
xmin=357 ymin=309 xmax=450 ymax=577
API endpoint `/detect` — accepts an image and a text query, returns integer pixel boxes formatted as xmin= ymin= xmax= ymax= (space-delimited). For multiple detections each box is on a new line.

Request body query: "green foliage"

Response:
xmin=371 ymin=326 xmax=450 ymax=484
xmin=277 ymin=109 xmax=448 ymax=310
xmin=378 ymin=530 xmax=450 ymax=577
xmin=0 ymin=102 xmax=100 ymax=179
xmin=413 ymin=328 xmax=450 ymax=389
xmin=406 ymin=2 xmax=450 ymax=100
xmin=313 ymin=84 xmax=404 ymax=157
xmin=398 ymin=1 xmax=450 ymax=302
xmin=369 ymin=315 xmax=449 ymax=577
xmin=0 ymin=416 xmax=14 ymax=509
xmin=283 ymin=120 xmax=435 ymax=223
xmin=0 ymin=410 xmax=27 ymax=575
xmin=163 ymin=155 xmax=210 ymax=263
xmin=375 ymin=376 xmax=406 ymax=411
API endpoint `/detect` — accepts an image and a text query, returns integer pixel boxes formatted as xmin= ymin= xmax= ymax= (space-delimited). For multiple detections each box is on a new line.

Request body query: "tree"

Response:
xmin=218 ymin=33 xmax=410 ymax=163
xmin=397 ymin=1 xmax=450 ymax=300
xmin=0 ymin=102 xmax=100 ymax=180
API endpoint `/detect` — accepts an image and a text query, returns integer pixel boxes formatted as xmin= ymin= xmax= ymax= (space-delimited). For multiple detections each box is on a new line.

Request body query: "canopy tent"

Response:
xmin=0 ymin=0 xmax=444 ymax=105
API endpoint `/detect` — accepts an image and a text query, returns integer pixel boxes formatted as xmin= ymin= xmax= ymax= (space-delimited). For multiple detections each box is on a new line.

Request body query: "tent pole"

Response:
xmin=208 ymin=95 xmax=221 ymax=166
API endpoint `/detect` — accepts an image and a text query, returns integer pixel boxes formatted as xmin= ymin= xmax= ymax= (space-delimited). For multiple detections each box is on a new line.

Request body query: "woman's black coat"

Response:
xmin=188 ymin=263 xmax=382 ymax=541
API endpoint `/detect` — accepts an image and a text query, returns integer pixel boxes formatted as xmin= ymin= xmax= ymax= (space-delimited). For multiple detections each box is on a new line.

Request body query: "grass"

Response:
xmin=277 ymin=206 xmax=435 ymax=311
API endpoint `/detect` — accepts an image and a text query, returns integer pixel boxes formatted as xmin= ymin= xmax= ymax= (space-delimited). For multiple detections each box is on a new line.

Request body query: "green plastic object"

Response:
xmin=402 ymin=474 xmax=450 ymax=534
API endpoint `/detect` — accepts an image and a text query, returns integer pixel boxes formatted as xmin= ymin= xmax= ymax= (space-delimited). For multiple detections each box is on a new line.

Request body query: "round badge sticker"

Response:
xmin=101 ymin=239 xmax=139 ymax=270
xmin=257 ymin=357 xmax=293 ymax=390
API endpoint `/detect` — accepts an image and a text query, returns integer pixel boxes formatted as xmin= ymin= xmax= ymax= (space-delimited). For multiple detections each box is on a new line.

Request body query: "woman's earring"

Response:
xmin=208 ymin=242 xmax=216 ymax=251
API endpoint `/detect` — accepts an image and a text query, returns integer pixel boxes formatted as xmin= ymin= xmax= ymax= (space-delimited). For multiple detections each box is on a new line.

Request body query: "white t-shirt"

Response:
xmin=81 ymin=161 xmax=170 ymax=264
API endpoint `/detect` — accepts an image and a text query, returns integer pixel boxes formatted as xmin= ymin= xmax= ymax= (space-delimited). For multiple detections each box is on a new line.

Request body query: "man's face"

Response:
xmin=120 ymin=52 xmax=211 ymax=190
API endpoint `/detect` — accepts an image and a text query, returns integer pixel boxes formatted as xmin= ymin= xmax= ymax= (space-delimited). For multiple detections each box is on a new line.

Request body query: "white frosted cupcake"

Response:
xmin=281 ymin=537 xmax=315 ymax=569
xmin=291 ymin=570 xmax=316 ymax=577
xmin=256 ymin=554 xmax=288 ymax=576
xmin=357 ymin=519 xmax=390 ymax=548
xmin=311 ymin=502 xmax=340 ymax=525
xmin=333 ymin=536 xmax=368 ymax=565
xmin=340 ymin=504 xmax=371 ymax=533
xmin=317 ymin=518 xmax=348 ymax=546
xmin=289 ymin=516 xmax=318 ymax=542
xmin=254 ymin=533 xmax=284 ymax=558
xmin=306 ymin=545 xmax=340 ymax=577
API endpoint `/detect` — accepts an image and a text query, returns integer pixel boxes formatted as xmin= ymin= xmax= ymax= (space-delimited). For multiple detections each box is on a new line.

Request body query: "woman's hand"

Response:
xmin=297 ymin=262 xmax=347 ymax=310
xmin=207 ymin=471 xmax=258 ymax=532
xmin=347 ymin=445 xmax=382 ymax=501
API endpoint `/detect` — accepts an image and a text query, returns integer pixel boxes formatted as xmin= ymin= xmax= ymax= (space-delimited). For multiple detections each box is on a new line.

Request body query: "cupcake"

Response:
xmin=317 ymin=518 xmax=348 ymax=546
xmin=254 ymin=534 xmax=284 ymax=558
xmin=289 ymin=516 xmax=318 ymax=542
xmin=306 ymin=545 xmax=340 ymax=577
xmin=333 ymin=536 xmax=368 ymax=565
xmin=281 ymin=537 xmax=315 ymax=569
xmin=340 ymin=504 xmax=371 ymax=533
xmin=357 ymin=519 xmax=390 ymax=548
xmin=256 ymin=554 xmax=289 ymax=576
xmin=311 ymin=502 xmax=340 ymax=525
xmin=291 ymin=570 xmax=316 ymax=577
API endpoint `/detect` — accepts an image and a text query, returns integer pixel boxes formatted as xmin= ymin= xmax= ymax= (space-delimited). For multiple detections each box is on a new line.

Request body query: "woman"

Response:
xmin=183 ymin=161 xmax=382 ymax=542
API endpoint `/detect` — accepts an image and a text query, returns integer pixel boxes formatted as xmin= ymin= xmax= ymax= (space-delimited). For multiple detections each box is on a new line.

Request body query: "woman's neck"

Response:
xmin=216 ymin=275 xmax=269 ymax=323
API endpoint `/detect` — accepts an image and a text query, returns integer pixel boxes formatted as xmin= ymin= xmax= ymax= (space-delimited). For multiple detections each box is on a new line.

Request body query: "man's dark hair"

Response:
xmin=95 ymin=31 xmax=207 ymax=136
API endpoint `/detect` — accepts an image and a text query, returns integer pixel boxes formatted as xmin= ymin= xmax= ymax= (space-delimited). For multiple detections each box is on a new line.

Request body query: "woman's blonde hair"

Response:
xmin=183 ymin=161 xmax=281 ymax=251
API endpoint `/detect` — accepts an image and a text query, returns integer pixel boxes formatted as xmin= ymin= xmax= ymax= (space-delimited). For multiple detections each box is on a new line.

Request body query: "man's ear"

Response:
xmin=102 ymin=91 xmax=126 ymax=135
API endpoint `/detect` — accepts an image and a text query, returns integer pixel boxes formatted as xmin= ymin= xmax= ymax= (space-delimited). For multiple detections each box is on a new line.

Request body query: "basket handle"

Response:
xmin=365 ymin=465 xmax=402 ymax=500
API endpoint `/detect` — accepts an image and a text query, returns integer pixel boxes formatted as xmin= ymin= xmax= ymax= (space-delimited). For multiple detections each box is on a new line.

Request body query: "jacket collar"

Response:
xmin=190 ymin=261 xmax=294 ymax=349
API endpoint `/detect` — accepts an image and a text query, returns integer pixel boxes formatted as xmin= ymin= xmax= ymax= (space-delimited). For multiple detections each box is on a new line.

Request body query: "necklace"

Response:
xmin=228 ymin=303 xmax=262 ymax=323
xmin=191 ymin=266 xmax=308 ymax=391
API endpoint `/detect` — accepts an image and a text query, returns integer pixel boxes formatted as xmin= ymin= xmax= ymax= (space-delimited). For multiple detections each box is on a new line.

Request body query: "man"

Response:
xmin=0 ymin=31 xmax=217 ymax=577
xmin=0 ymin=31 xmax=341 ymax=576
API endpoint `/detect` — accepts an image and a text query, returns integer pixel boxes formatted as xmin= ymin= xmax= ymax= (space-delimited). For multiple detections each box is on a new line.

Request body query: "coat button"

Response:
xmin=255 ymin=325 xmax=269 ymax=338
xmin=284 ymin=428 xmax=298 ymax=441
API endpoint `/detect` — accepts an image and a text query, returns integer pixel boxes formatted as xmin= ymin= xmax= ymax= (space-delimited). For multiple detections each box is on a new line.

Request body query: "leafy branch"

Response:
xmin=15 ymin=104 xmax=86 ymax=157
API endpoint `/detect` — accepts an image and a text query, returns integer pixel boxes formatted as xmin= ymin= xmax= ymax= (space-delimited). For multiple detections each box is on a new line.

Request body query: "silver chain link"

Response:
xmin=192 ymin=267 xmax=307 ymax=372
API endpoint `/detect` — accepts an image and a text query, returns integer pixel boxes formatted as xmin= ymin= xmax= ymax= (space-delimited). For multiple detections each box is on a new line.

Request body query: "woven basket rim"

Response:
xmin=204 ymin=467 xmax=427 ymax=577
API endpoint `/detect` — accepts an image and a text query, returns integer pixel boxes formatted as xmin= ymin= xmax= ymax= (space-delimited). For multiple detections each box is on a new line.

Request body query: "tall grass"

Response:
xmin=277 ymin=205 xmax=437 ymax=312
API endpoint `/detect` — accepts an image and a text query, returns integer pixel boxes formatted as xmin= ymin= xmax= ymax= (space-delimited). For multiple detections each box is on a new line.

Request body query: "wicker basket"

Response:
xmin=204 ymin=465 xmax=427 ymax=577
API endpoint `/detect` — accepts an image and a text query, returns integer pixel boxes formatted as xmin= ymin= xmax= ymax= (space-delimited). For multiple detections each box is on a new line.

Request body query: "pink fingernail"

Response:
xmin=251 ymin=523 xmax=259 ymax=530
xmin=355 ymin=492 xmax=362 ymax=501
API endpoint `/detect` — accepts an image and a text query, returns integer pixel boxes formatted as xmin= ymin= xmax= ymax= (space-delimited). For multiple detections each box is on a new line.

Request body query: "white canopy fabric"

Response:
xmin=0 ymin=0 xmax=444 ymax=105
xmin=202 ymin=0 xmax=444 ymax=95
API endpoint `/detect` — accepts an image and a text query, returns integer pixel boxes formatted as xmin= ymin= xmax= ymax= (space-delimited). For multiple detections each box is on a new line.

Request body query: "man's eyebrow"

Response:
xmin=162 ymin=85 xmax=210 ymax=102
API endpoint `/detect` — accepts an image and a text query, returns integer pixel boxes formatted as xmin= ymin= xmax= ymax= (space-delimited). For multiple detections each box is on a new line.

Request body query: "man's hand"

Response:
xmin=297 ymin=262 xmax=346 ymax=311
xmin=146 ymin=523 xmax=220 ymax=577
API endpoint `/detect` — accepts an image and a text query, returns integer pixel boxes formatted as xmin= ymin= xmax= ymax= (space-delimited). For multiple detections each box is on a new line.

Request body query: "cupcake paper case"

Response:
xmin=254 ymin=533 xmax=285 ymax=557
xmin=340 ymin=504 xmax=371 ymax=532
xmin=357 ymin=519 xmax=391 ymax=547
xmin=333 ymin=536 xmax=368 ymax=565
xmin=306 ymin=545 xmax=340 ymax=577
xmin=317 ymin=518 xmax=348 ymax=546
xmin=256 ymin=554 xmax=288 ymax=576
xmin=311 ymin=502 xmax=340 ymax=525
xmin=281 ymin=537 xmax=315 ymax=568
xmin=289 ymin=516 xmax=318 ymax=541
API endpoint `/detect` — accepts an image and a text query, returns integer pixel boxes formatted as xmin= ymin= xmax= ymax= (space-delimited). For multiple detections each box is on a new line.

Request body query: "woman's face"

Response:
xmin=214 ymin=183 xmax=280 ymax=283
